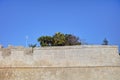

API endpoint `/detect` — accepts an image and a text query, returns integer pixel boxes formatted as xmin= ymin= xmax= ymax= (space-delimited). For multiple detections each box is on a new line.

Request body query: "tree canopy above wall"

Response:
xmin=37 ymin=32 xmax=81 ymax=47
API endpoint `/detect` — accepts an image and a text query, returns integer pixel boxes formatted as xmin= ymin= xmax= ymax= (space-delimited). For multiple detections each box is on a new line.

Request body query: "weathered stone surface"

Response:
xmin=0 ymin=67 xmax=120 ymax=80
xmin=0 ymin=45 xmax=119 ymax=80
xmin=0 ymin=45 xmax=119 ymax=67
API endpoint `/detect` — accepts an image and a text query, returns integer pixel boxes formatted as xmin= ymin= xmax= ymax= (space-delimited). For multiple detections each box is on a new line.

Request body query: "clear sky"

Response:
xmin=0 ymin=0 xmax=120 ymax=47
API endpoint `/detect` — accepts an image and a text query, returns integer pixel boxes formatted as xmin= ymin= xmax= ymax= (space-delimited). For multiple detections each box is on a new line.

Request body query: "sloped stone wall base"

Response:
xmin=0 ymin=67 xmax=120 ymax=80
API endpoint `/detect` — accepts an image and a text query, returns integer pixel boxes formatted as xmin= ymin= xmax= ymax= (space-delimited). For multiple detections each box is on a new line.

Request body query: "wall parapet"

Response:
xmin=34 ymin=45 xmax=118 ymax=50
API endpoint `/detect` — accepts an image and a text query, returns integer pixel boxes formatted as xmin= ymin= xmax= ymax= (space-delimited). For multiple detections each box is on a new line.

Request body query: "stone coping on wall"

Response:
xmin=0 ymin=45 xmax=118 ymax=49
xmin=34 ymin=45 xmax=118 ymax=50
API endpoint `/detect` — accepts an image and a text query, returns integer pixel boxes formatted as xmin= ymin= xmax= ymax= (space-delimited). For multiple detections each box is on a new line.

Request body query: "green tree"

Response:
xmin=53 ymin=32 xmax=66 ymax=46
xmin=38 ymin=36 xmax=53 ymax=47
xmin=37 ymin=32 xmax=83 ymax=47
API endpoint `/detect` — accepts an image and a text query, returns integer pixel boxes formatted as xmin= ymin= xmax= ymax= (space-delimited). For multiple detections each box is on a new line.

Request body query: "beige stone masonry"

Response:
xmin=0 ymin=45 xmax=119 ymax=67
xmin=0 ymin=45 xmax=119 ymax=80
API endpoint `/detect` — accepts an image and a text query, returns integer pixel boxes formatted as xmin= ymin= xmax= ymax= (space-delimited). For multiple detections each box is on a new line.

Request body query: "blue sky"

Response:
xmin=0 ymin=0 xmax=120 ymax=47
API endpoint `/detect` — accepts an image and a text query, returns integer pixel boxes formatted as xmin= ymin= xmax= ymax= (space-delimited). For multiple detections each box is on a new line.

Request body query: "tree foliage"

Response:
xmin=65 ymin=34 xmax=81 ymax=45
xmin=37 ymin=32 xmax=81 ymax=47
xmin=37 ymin=36 xmax=53 ymax=46
xmin=53 ymin=32 xmax=66 ymax=46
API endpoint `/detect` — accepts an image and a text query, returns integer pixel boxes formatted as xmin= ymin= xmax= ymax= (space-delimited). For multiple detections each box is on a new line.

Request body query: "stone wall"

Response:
xmin=0 ymin=45 xmax=120 ymax=80
xmin=0 ymin=67 xmax=120 ymax=80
